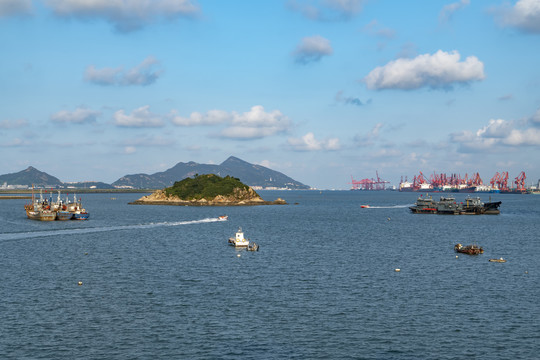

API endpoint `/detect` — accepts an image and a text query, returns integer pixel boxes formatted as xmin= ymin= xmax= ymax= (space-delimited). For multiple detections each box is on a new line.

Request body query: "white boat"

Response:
xmin=218 ymin=215 xmax=228 ymax=221
xmin=229 ymin=227 xmax=250 ymax=247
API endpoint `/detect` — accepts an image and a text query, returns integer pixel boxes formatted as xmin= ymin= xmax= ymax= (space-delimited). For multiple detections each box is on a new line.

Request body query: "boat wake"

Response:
xmin=364 ymin=204 xmax=413 ymax=209
xmin=0 ymin=217 xmax=223 ymax=242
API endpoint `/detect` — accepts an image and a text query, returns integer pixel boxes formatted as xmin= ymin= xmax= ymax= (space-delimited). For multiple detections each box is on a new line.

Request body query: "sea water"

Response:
xmin=0 ymin=191 xmax=538 ymax=359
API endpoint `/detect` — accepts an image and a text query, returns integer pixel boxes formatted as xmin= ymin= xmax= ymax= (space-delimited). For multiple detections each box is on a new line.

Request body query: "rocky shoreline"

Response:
xmin=129 ymin=189 xmax=287 ymax=206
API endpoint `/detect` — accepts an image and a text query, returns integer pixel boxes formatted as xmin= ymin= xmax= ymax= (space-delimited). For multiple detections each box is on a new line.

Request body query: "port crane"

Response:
xmin=350 ymin=171 xmax=390 ymax=190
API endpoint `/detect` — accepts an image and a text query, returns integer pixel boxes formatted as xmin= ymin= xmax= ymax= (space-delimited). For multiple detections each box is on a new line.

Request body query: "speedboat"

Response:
xmin=229 ymin=227 xmax=250 ymax=247
xmin=218 ymin=215 xmax=228 ymax=221
xmin=360 ymin=205 xmax=370 ymax=208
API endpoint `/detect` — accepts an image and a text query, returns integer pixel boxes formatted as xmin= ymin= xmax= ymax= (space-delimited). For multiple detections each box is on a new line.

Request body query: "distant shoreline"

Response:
xmin=0 ymin=189 xmax=154 ymax=194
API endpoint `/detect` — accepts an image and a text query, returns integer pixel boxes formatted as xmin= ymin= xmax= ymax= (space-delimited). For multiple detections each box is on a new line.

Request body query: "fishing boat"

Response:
xmin=410 ymin=194 xmax=501 ymax=215
xmin=454 ymin=243 xmax=484 ymax=255
xmin=24 ymin=188 xmax=90 ymax=221
xmin=229 ymin=227 xmax=250 ymax=247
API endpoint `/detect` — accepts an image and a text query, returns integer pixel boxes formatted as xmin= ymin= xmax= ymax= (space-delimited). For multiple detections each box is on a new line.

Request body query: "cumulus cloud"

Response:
xmin=292 ymin=35 xmax=333 ymax=64
xmin=0 ymin=118 xmax=28 ymax=129
xmin=287 ymin=0 xmax=364 ymax=21
xmin=363 ymin=50 xmax=485 ymax=90
xmin=0 ymin=0 xmax=32 ymax=16
xmin=46 ymin=0 xmax=200 ymax=32
xmin=288 ymin=132 xmax=341 ymax=151
xmin=170 ymin=109 xmax=231 ymax=126
xmin=491 ymin=0 xmax=540 ymax=34
xmin=452 ymin=109 xmax=540 ymax=152
xmin=50 ymin=107 xmax=101 ymax=124
xmin=85 ymin=57 xmax=162 ymax=86
xmin=221 ymin=105 xmax=291 ymax=139
xmin=114 ymin=106 xmax=164 ymax=128
xmin=439 ymin=0 xmax=470 ymax=23
xmin=476 ymin=119 xmax=514 ymax=138
xmin=172 ymin=105 xmax=291 ymax=140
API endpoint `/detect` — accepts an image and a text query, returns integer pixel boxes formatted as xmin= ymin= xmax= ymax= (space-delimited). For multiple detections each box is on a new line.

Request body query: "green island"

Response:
xmin=129 ymin=174 xmax=287 ymax=206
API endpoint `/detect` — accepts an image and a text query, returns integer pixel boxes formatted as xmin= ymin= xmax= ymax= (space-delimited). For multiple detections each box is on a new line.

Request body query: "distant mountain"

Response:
xmin=0 ymin=157 xmax=310 ymax=190
xmin=112 ymin=156 xmax=310 ymax=189
xmin=0 ymin=167 xmax=113 ymax=189
xmin=0 ymin=166 xmax=62 ymax=187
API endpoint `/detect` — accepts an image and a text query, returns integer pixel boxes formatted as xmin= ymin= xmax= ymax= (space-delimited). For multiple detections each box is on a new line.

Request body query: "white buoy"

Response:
xmin=456 ymin=255 xmax=459 ymax=258
xmin=237 ymin=254 xmax=241 ymax=257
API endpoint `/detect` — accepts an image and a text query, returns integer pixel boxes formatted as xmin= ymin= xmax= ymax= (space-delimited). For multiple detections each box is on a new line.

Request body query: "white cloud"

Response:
xmin=171 ymin=109 xmax=231 ymax=126
xmin=50 ymin=107 xmax=101 ymax=124
xmin=114 ymin=106 xmax=164 ymax=128
xmin=492 ymin=0 xmax=540 ymax=34
xmin=172 ymin=105 xmax=291 ymax=140
xmin=222 ymin=105 xmax=291 ymax=139
xmin=503 ymin=128 xmax=540 ymax=145
xmin=452 ymin=110 xmax=540 ymax=152
xmin=476 ymin=119 xmax=514 ymax=138
xmin=46 ymin=0 xmax=200 ymax=32
xmin=287 ymin=0 xmax=364 ymax=21
xmin=439 ymin=0 xmax=470 ymax=23
xmin=293 ymin=35 xmax=333 ymax=64
xmin=288 ymin=132 xmax=341 ymax=151
xmin=364 ymin=50 xmax=485 ymax=90
xmin=0 ymin=118 xmax=28 ymax=129
xmin=85 ymin=57 xmax=162 ymax=86
xmin=0 ymin=0 xmax=32 ymax=16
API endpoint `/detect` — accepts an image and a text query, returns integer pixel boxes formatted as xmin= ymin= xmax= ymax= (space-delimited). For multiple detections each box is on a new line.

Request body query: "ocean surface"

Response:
xmin=0 ymin=191 xmax=538 ymax=359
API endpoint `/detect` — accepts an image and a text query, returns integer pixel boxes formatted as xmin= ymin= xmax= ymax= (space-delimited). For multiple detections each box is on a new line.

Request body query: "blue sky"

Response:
xmin=1 ymin=0 xmax=539 ymax=189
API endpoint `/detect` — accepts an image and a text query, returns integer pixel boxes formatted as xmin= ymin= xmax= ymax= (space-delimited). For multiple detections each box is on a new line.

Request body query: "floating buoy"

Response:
xmin=394 ymin=269 xmax=400 ymax=272
xmin=456 ymin=255 xmax=459 ymax=258
xmin=237 ymin=254 xmax=241 ymax=257
xmin=78 ymin=281 xmax=83 ymax=286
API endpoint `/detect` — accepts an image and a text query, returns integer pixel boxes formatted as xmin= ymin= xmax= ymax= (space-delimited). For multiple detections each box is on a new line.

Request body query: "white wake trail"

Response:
xmin=0 ymin=218 xmax=223 ymax=241
xmin=364 ymin=204 xmax=413 ymax=209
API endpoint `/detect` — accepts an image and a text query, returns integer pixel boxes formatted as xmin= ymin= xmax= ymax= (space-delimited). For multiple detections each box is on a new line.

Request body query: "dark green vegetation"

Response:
xmin=164 ymin=174 xmax=250 ymax=200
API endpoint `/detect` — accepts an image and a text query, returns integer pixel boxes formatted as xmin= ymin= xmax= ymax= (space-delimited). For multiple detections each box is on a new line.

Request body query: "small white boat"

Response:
xmin=218 ymin=215 xmax=228 ymax=221
xmin=229 ymin=227 xmax=250 ymax=247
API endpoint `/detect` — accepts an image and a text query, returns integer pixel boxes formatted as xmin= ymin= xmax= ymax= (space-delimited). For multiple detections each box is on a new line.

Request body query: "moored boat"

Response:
xmin=489 ymin=258 xmax=506 ymax=263
xmin=24 ymin=189 xmax=90 ymax=221
xmin=454 ymin=243 xmax=484 ymax=255
xmin=56 ymin=210 xmax=73 ymax=221
xmin=229 ymin=227 xmax=250 ymax=247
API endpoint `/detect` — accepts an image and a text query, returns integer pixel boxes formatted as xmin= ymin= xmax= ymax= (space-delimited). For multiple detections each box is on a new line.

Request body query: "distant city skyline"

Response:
xmin=1 ymin=0 xmax=539 ymax=189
